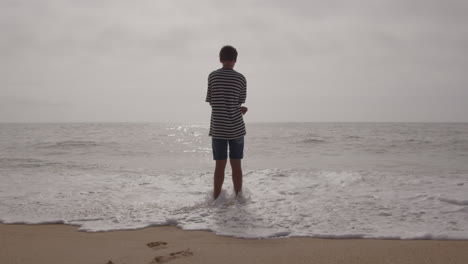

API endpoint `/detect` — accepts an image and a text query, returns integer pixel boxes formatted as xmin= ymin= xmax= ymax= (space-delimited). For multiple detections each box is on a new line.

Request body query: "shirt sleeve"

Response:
xmin=239 ymin=77 xmax=247 ymax=104
xmin=205 ymin=74 xmax=212 ymax=103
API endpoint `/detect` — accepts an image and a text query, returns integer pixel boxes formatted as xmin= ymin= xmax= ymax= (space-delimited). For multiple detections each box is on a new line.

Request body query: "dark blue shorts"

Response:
xmin=212 ymin=137 xmax=244 ymax=160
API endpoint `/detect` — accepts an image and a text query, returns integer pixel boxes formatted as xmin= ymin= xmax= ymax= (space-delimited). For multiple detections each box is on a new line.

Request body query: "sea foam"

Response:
xmin=1 ymin=122 xmax=467 ymax=239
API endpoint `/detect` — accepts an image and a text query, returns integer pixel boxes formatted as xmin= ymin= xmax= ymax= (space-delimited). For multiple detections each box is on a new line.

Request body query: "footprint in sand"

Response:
xmin=146 ymin=241 xmax=168 ymax=250
xmin=151 ymin=249 xmax=194 ymax=264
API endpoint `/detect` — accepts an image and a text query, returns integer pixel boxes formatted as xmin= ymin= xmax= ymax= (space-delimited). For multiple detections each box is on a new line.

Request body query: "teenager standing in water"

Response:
xmin=206 ymin=45 xmax=248 ymax=200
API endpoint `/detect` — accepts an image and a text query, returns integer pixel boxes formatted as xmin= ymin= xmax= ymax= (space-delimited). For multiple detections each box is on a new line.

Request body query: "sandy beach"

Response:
xmin=1 ymin=224 xmax=467 ymax=264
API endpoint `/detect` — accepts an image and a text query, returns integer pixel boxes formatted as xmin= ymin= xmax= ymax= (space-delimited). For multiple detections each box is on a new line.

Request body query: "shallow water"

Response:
xmin=1 ymin=122 xmax=467 ymax=239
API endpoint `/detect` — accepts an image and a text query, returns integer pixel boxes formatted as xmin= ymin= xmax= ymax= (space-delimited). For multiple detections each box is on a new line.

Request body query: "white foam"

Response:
xmin=1 ymin=123 xmax=468 ymax=240
xmin=2 ymin=167 xmax=467 ymax=239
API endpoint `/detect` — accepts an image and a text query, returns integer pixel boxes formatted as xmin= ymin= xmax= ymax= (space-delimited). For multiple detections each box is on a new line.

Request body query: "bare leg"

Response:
xmin=214 ymin=159 xmax=227 ymax=199
xmin=230 ymin=159 xmax=243 ymax=196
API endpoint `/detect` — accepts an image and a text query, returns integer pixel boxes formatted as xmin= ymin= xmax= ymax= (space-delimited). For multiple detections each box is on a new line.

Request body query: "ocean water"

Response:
xmin=1 ymin=122 xmax=467 ymax=239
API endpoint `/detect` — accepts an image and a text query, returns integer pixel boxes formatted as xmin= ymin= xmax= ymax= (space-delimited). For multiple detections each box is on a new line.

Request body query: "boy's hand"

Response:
xmin=241 ymin=106 xmax=248 ymax=115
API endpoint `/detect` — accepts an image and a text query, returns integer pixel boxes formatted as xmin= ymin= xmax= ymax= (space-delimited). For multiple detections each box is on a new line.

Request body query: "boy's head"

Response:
xmin=219 ymin=45 xmax=237 ymax=66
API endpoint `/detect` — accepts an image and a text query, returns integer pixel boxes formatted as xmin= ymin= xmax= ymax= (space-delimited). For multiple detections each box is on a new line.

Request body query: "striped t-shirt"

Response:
xmin=206 ymin=68 xmax=247 ymax=139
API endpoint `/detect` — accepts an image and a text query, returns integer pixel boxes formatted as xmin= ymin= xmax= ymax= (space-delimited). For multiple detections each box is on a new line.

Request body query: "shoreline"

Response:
xmin=2 ymin=221 xmax=466 ymax=240
xmin=1 ymin=223 xmax=468 ymax=264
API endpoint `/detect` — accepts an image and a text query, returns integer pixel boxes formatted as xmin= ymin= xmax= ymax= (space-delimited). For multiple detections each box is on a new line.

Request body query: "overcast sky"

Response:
xmin=1 ymin=0 xmax=467 ymax=123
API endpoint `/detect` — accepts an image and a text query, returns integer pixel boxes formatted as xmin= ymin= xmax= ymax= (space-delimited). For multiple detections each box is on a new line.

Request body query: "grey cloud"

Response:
xmin=1 ymin=0 xmax=467 ymax=122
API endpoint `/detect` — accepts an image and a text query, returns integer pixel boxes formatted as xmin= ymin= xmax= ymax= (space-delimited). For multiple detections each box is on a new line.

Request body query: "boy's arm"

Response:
xmin=240 ymin=77 xmax=246 ymax=104
xmin=240 ymin=77 xmax=247 ymax=114
xmin=206 ymin=74 xmax=212 ymax=104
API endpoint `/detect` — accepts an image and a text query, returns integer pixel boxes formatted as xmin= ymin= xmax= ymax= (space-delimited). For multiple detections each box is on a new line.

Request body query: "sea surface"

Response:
xmin=1 ymin=122 xmax=467 ymax=239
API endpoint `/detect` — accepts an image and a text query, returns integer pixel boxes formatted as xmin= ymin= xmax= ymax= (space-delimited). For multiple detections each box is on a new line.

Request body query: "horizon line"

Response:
xmin=1 ymin=121 xmax=467 ymax=124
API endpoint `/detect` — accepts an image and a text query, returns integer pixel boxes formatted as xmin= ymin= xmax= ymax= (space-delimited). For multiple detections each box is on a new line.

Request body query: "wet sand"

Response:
xmin=1 ymin=224 xmax=468 ymax=264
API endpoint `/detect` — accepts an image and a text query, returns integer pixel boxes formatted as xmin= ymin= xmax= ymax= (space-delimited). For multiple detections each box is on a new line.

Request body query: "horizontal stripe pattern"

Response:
xmin=206 ymin=68 xmax=247 ymax=139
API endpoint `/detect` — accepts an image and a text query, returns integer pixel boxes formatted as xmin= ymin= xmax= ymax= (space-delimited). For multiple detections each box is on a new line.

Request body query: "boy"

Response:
xmin=206 ymin=45 xmax=248 ymax=200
